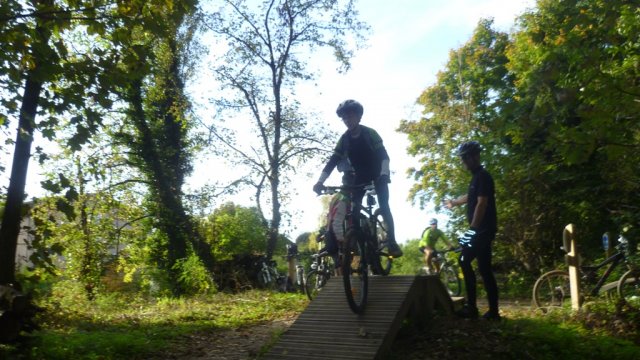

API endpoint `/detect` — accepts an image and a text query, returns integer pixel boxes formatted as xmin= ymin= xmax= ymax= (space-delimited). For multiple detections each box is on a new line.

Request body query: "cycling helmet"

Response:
xmin=336 ymin=99 xmax=364 ymax=118
xmin=429 ymin=218 xmax=438 ymax=225
xmin=457 ymin=141 xmax=482 ymax=157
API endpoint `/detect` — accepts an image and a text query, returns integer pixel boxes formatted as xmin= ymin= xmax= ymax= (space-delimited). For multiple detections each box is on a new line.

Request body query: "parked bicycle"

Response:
xmin=305 ymin=250 xmax=335 ymax=300
xmin=532 ymin=232 xmax=637 ymax=312
xmin=286 ymin=243 xmax=306 ymax=293
xmin=256 ymin=256 xmax=286 ymax=291
xmin=319 ymin=182 xmax=393 ymax=314
xmin=420 ymin=248 xmax=462 ymax=297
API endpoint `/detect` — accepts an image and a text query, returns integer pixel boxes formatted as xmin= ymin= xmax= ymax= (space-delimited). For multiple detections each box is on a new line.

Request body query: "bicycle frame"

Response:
xmin=320 ymin=181 xmax=391 ymax=313
xmin=581 ymin=250 xmax=625 ymax=296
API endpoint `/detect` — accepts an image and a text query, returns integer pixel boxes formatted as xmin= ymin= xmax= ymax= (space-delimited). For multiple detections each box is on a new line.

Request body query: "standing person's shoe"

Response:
xmin=387 ymin=241 xmax=403 ymax=258
xmin=482 ymin=310 xmax=501 ymax=321
xmin=455 ymin=304 xmax=479 ymax=319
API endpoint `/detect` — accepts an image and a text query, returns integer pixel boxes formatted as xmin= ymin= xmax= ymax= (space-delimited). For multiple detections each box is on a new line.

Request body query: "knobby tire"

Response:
xmin=617 ymin=269 xmax=640 ymax=310
xmin=305 ymin=270 xmax=329 ymax=301
xmin=343 ymin=231 xmax=368 ymax=314
xmin=532 ymin=269 xmax=570 ymax=312
xmin=373 ymin=208 xmax=392 ymax=276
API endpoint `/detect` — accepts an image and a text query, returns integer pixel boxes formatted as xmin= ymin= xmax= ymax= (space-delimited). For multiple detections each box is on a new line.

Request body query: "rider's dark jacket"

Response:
xmin=321 ymin=125 xmax=389 ymax=184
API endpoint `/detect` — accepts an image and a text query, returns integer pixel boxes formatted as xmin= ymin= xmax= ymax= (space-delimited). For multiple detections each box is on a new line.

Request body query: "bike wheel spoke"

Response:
xmin=533 ymin=270 xmax=571 ymax=312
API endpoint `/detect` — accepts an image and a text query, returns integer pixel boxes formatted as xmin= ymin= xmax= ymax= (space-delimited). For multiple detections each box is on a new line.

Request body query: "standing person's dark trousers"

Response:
xmin=458 ymin=231 xmax=499 ymax=314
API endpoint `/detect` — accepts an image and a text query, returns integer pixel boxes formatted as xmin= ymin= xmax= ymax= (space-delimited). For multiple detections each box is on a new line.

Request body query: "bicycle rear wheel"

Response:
xmin=305 ymin=270 xmax=329 ymax=301
xmin=373 ymin=209 xmax=392 ymax=275
xmin=343 ymin=231 xmax=368 ymax=314
xmin=532 ymin=270 xmax=571 ymax=312
xmin=440 ymin=265 xmax=461 ymax=296
xmin=617 ymin=269 xmax=640 ymax=310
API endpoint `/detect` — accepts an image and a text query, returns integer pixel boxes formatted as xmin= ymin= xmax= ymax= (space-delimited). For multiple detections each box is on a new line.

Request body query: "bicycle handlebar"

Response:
xmin=317 ymin=182 xmax=376 ymax=196
xmin=435 ymin=247 xmax=462 ymax=254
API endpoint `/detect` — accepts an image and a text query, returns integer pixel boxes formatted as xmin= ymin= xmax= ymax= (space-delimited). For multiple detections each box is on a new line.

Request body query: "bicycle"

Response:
xmin=420 ymin=248 xmax=462 ymax=297
xmin=304 ymin=250 xmax=335 ymax=300
xmin=320 ymin=182 xmax=393 ymax=314
xmin=532 ymin=232 xmax=635 ymax=312
xmin=256 ymin=256 xmax=286 ymax=291
xmin=286 ymin=243 xmax=306 ymax=293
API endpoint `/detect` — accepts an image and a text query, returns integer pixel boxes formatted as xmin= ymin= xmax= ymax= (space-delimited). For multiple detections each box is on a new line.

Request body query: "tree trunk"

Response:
xmin=267 ymin=175 xmax=281 ymax=259
xmin=0 ymin=76 xmax=43 ymax=285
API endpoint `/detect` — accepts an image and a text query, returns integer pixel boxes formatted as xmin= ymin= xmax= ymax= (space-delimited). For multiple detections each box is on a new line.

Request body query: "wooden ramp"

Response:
xmin=261 ymin=275 xmax=461 ymax=360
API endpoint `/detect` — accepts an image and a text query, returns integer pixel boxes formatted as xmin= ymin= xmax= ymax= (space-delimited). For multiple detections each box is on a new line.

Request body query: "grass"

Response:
xmin=2 ymin=284 xmax=639 ymax=359
xmin=391 ymin=303 xmax=640 ymax=360
xmin=0 ymin=290 xmax=308 ymax=360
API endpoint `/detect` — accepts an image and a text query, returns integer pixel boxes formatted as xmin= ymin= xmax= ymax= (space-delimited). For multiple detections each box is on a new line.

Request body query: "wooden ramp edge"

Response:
xmin=260 ymin=275 xmax=462 ymax=360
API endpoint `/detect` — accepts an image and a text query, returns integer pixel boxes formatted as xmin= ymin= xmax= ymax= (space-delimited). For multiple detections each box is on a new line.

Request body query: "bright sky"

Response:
xmin=190 ymin=0 xmax=536 ymax=244
xmin=5 ymin=0 xmax=537 ymax=245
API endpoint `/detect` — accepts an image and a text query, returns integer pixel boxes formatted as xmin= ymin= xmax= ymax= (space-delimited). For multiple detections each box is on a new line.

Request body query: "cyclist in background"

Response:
xmin=313 ymin=99 xmax=402 ymax=258
xmin=418 ymin=218 xmax=455 ymax=274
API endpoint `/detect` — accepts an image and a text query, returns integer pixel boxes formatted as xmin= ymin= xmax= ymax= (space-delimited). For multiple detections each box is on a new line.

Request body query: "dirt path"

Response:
xmin=144 ymin=317 xmax=296 ymax=360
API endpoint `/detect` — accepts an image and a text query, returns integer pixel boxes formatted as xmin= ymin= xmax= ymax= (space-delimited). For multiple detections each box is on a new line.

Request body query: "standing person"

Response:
xmin=418 ymin=218 xmax=455 ymax=274
xmin=313 ymin=99 xmax=403 ymax=258
xmin=445 ymin=141 xmax=500 ymax=320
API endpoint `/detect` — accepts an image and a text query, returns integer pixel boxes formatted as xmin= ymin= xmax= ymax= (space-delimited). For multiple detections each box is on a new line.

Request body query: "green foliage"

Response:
xmin=390 ymin=239 xmax=424 ymax=275
xmin=203 ymin=0 xmax=369 ymax=259
xmin=400 ymin=1 xmax=640 ymax=275
xmin=174 ymin=253 xmax=216 ymax=295
xmin=1 ymin=286 xmax=307 ymax=359
xmin=199 ymin=203 xmax=269 ymax=260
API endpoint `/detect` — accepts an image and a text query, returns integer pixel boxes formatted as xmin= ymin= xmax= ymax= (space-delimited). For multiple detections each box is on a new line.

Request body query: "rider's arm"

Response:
xmin=438 ymin=231 xmax=454 ymax=249
xmin=316 ymin=153 xmax=340 ymax=184
xmin=470 ymin=196 xmax=488 ymax=229
xmin=446 ymin=194 xmax=468 ymax=209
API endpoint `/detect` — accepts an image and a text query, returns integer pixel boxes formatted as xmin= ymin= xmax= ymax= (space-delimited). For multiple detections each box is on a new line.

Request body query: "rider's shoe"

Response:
xmin=482 ymin=310 xmax=502 ymax=321
xmin=387 ymin=241 xmax=403 ymax=258
xmin=455 ymin=304 xmax=479 ymax=319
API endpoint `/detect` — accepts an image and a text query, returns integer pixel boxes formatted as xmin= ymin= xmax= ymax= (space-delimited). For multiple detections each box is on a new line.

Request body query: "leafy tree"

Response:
xmin=112 ymin=6 xmax=216 ymax=294
xmin=202 ymin=0 xmax=369 ymax=259
xmin=506 ymin=0 xmax=640 ymax=242
xmin=199 ymin=203 xmax=268 ymax=261
xmin=399 ymin=18 xmax=513 ymax=245
xmin=389 ymin=239 xmax=422 ymax=275
xmin=400 ymin=1 xmax=640 ymax=274
xmin=0 ymin=0 xmax=120 ymax=285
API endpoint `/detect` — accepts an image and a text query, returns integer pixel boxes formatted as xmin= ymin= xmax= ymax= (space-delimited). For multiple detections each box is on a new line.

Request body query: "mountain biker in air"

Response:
xmin=418 ymin=218 xmax=456 ymax=274
xmin=313 ymin=99 xmax=403 ymax=258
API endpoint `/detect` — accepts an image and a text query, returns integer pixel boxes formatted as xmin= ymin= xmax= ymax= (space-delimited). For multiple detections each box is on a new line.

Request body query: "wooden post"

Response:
xmin=287 ymin=257 xmax=296 ymax=290
xmin=563 ymin=224 xmax=581 ymax=310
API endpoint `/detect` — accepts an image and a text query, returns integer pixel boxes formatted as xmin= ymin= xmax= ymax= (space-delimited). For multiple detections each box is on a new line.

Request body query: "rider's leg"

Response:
xmin=374 ymin=181 xmax=402 ymax=257
xmin=476 ymin=233 xmax=499 ymax=317
xmin=458 ymin=246 xmax=478 ymax=313
xmin=425 ymin=246 xmax=435 ymax=273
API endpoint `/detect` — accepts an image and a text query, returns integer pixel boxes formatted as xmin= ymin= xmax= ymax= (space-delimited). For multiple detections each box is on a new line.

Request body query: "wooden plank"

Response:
xmin=261 ymin=275 xmax=455 ymax=360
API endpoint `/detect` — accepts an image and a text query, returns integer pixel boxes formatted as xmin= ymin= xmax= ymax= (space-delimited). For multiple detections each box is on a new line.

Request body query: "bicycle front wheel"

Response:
xmin=440 ymin=265 xmax=461 ymax=297
xmin=617 ymin=269 xmax=640 ymax=310
xmin=305 ymin=270 xmax=329 ymax=301
xmin=343 ymin=231 xmax=368 ymax=314
xmin=532 ymin=270 xmax=571 ymax=312
xmin=373 ymin=208 xmax=392 ymax=275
